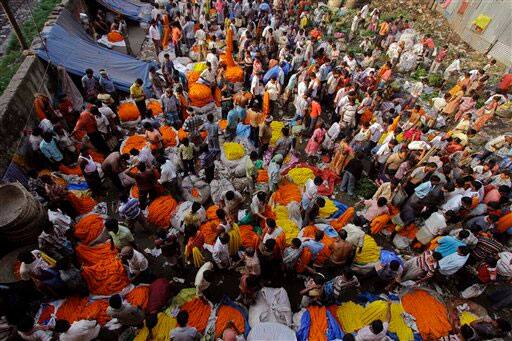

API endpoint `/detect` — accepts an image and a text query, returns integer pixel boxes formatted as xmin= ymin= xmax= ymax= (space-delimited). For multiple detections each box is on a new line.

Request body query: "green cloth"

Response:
xmin=108 ymin=225 xmax=134 ymax=249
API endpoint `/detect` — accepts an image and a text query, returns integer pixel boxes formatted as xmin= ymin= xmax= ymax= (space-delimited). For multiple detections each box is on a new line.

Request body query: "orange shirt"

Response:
xmin=74 ymin=111 xmax=97 ymax=134
xmin=310 ymin=101 xmax=321 ymax=119
xmin=379 ymin=22 xmax=389 ymax=36
xmin=172 ymin=27 xmax=182 ymax=44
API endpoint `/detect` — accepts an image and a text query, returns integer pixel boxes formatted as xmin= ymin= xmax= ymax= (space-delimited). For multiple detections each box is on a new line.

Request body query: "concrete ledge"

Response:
xmin=0 ymin=0 xmax=86 ymax=176
xmin=0 ymin=55 xmax=49 ymax=175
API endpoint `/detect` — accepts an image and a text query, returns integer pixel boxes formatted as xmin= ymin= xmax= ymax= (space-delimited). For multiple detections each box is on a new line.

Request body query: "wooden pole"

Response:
xmin=0 ymin=0 xmax=29 ymax=50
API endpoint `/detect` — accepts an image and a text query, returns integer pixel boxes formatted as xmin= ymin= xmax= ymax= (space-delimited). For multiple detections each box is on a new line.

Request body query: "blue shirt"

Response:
xmin=436 ymin=236 xmax=465 ymax=257
xmin=99 ymin=75 xmax=115 ymax=93
xmin=414 ymin=181 xmax=432 ymax=199
xmin=303 ymin=240 xmax=324 ymax=259
xmin=40 ymin=139 xmax=63 ymax=162
xmin=227 ymin=109 xmax=239 ymax=128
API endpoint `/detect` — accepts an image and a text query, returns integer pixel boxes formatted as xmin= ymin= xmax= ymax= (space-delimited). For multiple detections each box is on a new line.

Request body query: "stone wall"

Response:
xmin=0 ymin=0 xmax=85 ymax=176
xmin=0 ymin=55 xmax=51 ymax=174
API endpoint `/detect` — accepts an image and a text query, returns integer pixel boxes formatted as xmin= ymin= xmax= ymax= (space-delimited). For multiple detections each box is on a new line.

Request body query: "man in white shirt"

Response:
xmin=54 ymin=319 xmax=100 ymax=341
xmin=194 ymin=261 xmax=214 ymax=296
xmin=199 ymin=62 xmax=215 ymax=86
xmin=443 ymin=54 xmax=461 ymax=80
xmin=120 ymin=246 xmax=150 ymax=284
xmin=441 ymin=195 xmax=472 ymax=213
xmin=302 ymin=176 xmax=322 ymax=211
xmin=194 ymin=24 xmax=207 ymax=58
xmin=148 ymin=20 xmax=162 ymax=55
xmin=294 ymin=93 xmax=309 ymax=119
xmin=212 ymin=232 xmax=231 ymax=269
xmin=297 ymin=78 xmax=309 ymax=98
xmin=250 ymin=72 xmax=265 ymax=102
xmin=206 ymin=48 xmax=219 ymax=74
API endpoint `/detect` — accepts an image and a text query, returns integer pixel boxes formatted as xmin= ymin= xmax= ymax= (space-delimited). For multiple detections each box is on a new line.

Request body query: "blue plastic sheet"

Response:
xmin=326 ymin=310 xmax=343 ymax=340
xmin=295 ymin=310 xmax=310 ymax=341
xmin=380 ymin=249 xmax=403 ymax=266
xmin=96 ymin=0 xmax=146 ymax=22
xmin=296 ymin=308 xmax=343 ymax=341
xmin=36 ymin=9 xmax=154 ymax=93
xmin=263 ymin=66 xmax=280 ymax=84
xmin=330 ymin=200 xmax=348 ymax=219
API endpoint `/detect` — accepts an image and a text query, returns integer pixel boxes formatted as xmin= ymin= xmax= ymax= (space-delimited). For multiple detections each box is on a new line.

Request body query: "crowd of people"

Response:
xmin=5 ymin=0 xmax=512 ymax=340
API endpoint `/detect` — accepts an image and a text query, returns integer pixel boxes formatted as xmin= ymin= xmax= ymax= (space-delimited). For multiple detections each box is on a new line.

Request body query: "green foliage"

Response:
xmin=0 ymin=0 xmax=60 ymax=95
xmin=355 ymin=176 xmax=377 ymax=199
xmin=411 ymin=67 xmax=427 ymax=81
xmin=0 ymin=50 xmax=23 ymax=93
xmin=427 ymin=73 xmax=444 ymax=88
xmin=420 ymin=90 xmax=439 ymax=103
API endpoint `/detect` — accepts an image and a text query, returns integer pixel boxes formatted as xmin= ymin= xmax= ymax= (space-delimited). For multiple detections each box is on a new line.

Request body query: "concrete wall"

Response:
xmin=0 ymin=55 xmax=51 ymax=175
xmin=434 ymin=0 xmax=512 ymax=66
xmin=0 ymin=0 xmax=86 ymax=176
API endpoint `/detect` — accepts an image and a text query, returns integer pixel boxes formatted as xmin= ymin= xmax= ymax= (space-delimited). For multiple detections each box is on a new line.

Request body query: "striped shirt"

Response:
xmin=118 ymin=198 xmax=141 ymax=220
xmin=472 ymin=236 xmax=504 ymax=261
xmin=416 ymin=250 xmax=438 ymax=279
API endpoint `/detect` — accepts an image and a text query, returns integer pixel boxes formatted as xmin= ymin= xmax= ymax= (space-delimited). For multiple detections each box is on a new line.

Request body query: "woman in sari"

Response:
xmin=449 ymin=72 xmax=471 ymax=97
xmin=454 ymin=94 xmax=478 ymax=121
xmin=161 ymin=12 xmax=171 ymax=50
xmin=330 ymin=137 xmax=353 ymax=175
xmin=473 ymin=95 xmax=500 ymax=131
xmin=305 ymin=121 xmax=326 ymax=157
xmin=443 ymin=85 xmax=465 ymax=116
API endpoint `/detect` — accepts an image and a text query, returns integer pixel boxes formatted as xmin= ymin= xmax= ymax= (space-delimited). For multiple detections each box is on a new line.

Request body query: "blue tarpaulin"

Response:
xmin=96 ymin=0 xmax=146 ymax=22
xmin=36 ymin=9 xmax=154 ymax=93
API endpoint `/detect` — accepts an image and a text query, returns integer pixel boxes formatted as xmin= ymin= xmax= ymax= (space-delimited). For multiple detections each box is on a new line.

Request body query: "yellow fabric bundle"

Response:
xmin=389 ymin=302 xmax=414 ymax=341
xmin=193 ymin=62 xmax=207 ymax=73
xmin=134 ymin=313 xmax=177 ymax=341
xmin=459 ymin=311 xmax=478 ymax=326
xmin=223 ymin=142 xmax=245 ymax=160
xmin=287 ymin=167 xmax=315 ymax=187
xmin=192 ymin=247 xmax=205 ymax=268
xmin=274 ymin=205 xmax=299 ymax=243
xmin=354 ymin=235 xmax=381 ymax=264
xmin=319 ymin=198 xmax=338 ymax=218
xmin=270 ymin=121 xmax=285 ymax=146
xmin=362 ymin=300 xmax=388 ymax=326
xmin=336 ymin=301 xmax=364 ymax=333
xmin=228 ymin=224 xmax=242 ymax=255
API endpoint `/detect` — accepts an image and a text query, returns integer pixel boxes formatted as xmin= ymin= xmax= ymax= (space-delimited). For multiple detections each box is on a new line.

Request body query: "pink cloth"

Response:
xmin=484 ymin=188 xmax=501 ymax=204
xmin=363 ymin=199 xmax=389 ymax=221
xmin=305 ymin=128 xmax=326 ymax=155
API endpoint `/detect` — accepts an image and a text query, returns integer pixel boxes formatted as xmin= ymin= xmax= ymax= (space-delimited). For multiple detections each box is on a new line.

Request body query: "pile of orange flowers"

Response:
xmin=215 ymin=305 xmax=245 ymax=337
xmin=147 ymin=195 xmax=178 ymax=229
xmin=118 ymin=102 xmax=141 ymax=122
xmin=67 ymin=192 xmax=97 ymax=215
xmin=272 ymin=183 xmax=301 ymax=205
xmin=121 ymin=135 xmax=147 ymax=154
xmin=180 ymin=298 xmax=211 ymax=333
xmin=256 ymin=169 xmax=269 ymax=183
xmin=159 ymin=125 xmax=178 ymax=147
xmin=402 ymin=290 xmax=452 ymax=340
xmin=147 ymin=100 xmax=163 ymax=116
xmin=74 ymin=214 xmax=104 ymax=245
